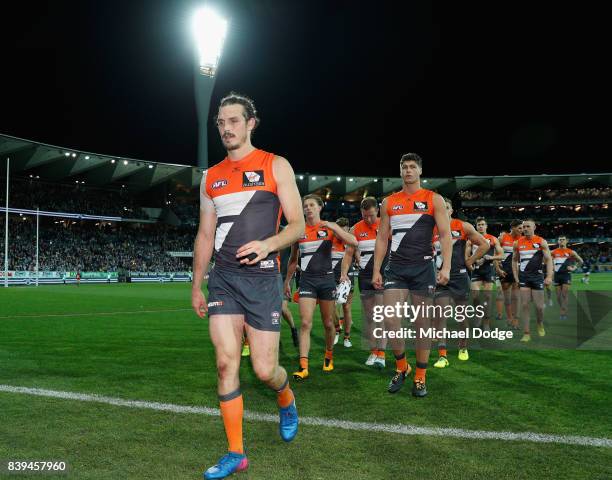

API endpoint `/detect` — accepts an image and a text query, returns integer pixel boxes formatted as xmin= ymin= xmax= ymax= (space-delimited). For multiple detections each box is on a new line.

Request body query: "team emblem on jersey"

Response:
xmin=533 ymin=243 xmax=540 ymax=249
xmin=211 ymin=179 xmax=228 ymax=189
xmin=451 ymin=230 xmax=461 ymax=238
xmin=359 ymin=232 xmax=369 ymax=238
xmin=414 ymin=201 xmax=428 ymax=211
xmin=317 ymin=230 xmax=328 ymax=238
xmin=243 ymin=170 xmax=265 ymax=187
xmin=392 ymin=204 xmax=404 ymax=211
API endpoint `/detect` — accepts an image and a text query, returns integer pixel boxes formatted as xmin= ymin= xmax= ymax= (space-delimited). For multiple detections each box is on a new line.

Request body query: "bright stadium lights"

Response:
xmin=64 ymin=152 xmax=71 ymax=157
xmin=72 ymin=153 xmax=77 ymax=158
xmin=85 ymin=156 xmax=90 ymax=160
xmin=336 ymin=177 xmax=341 ymax=181
xmin=148 ymin=164 xmax=154 ymax=169
xmin=312 ymin=176 xmax=316 ymax=181
xmin=374 ymin=179 xmax=378 ymax=182
xmin=123 ymin=160 xmax=128 ymax=165
xmin=192 ymin=7 xmax=228 ymax=78
xmin=299 ymin=175 xmax=304 ymax=180
xmin=349 ymin=178 xmax=354 ymax=182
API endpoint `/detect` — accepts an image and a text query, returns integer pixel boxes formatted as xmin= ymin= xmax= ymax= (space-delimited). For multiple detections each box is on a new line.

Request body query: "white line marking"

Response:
xmin=1 ymin=385 xmax=610 ymax=448
xmin=0 ymin=309 xmax=192 ymax=320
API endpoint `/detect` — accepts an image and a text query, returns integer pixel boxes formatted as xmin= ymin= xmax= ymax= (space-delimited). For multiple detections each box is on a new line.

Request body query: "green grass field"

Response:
xmin=1 ymin=275 xmax=611 ymax=479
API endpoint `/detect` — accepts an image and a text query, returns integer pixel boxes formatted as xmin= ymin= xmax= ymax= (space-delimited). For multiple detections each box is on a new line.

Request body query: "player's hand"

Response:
xmin=484 ymin=255 xmax=492 ymax=261
xmin=284 ymin=282 xmax=292 ymax=299
xmin=437 ymin=267 xmax=450 ymax=286
xmin=497 ymin=269 xmax=507 ymax=278
xmin=191 ymin=288 xmax=207 ymax=318
xmin=340 ymin=273 xmax=349 ymax=283
xmin=567 ymin=265 xmax=576 ymax=272
xmin=544 ymin=276 xmax=553 ymax=286
xmin=372 ymin=271 xmax=384 ymax=290
xmin=236 ymin=240 xmax=271 ymax=265
xmin=465 ymin=258 xmax=475 ymax=272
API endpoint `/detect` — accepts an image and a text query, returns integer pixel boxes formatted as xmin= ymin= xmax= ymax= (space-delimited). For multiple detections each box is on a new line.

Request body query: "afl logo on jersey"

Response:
xmin=414 ymin=201 xmax=428 ymax=211
xmin=532 ymin=243 xmax=540 ymax=249
xmin=211 ymin=179 xmax=228 ymax=189
xmin=451 ymin=230 xmax=461 ymax=238
xmin=243 ymin=170 xmax=265 ymax=187
xmin=317 ymin=230 xmax=328 ymax=238
xmin=359 ymin=232 xmax=369 ymax=238
xmin=392 ymin=204 xmax=404 ymax=211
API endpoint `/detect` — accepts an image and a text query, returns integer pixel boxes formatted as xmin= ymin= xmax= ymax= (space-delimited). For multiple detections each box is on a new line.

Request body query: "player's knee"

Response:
xmin=252 ymin=362 xmax=276 ymax=383
xmin=216 ymin=356 xmax=238 ymax=380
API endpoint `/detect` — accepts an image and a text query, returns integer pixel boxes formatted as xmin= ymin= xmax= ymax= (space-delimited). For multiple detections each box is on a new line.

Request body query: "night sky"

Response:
xmin=0 ymin=1 xmax=604 ymax=178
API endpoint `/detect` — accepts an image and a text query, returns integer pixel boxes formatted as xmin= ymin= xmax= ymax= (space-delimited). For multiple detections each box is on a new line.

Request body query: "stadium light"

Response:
xmin=72 ymin=153 xmax=77 ymax=158
xmin=64 ymin=152 xmax=70 ymax=157
xmin=111 ymin=159 xmax=116 ymax=164
xmin=193 ymin=8 xmax=228 ymax=78
xmin=192 ymin=7 xmax=229 ymax=169
xmin=123 ymin=160 xmax=128 ymax=166
xmin=85 ymin=155 xmax=90 ymax=160
xmin=336 ymin=177 xmax=341 ymax=181
xmin=148 ymin=164 xmax=154 ymax=169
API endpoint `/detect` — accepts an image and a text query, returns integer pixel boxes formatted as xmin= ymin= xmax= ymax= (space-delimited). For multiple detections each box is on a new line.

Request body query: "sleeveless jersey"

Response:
xmin=386 ymin=189 xmax=436 ymax=266
xmin=471 ymin=233 xmax=498 ymax=271
xmin=352 ymin=218 xmax=388 ymax=277
xmin=517 ymin=235 xmax=545 ymax=275
xmin=551 ymin=247 xmax=575 ymax=273
xmin=298 ymin=223 xmax=335 ymax=276
xmin=500 ymin=233 xmax=521 ymax=271
xmin=433 ymin=218 xmax=467 ymax=275
xmin=203 ymin=149 xmax=281 ymax=274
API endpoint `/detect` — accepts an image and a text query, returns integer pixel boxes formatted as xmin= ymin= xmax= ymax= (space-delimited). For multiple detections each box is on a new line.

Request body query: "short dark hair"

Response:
xmin=475 ymin=217 xmax=487 ymax=224
xmin=218 ymin=92 xmax=260 ymax=129
xmin=558 ymin=235 xmax=567 ymax=239
xmin=523 ymin=218 xmax=536 ymax=224
xmin=336 ymin=217 xmax=349 ymax=227
xmin=360 ymin=196 xmax=378 ymax=211
xmin=303 ymin=194 xmax=324 ymax=207
xmin=400 ymin=153 xmax=423 ymax=168
xmin=510 ymin=219 xmax=523 ymax=228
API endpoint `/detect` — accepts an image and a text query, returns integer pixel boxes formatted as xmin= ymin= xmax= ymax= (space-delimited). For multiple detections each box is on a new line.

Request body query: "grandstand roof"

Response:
xmin=1 ymin=133 xmax=610 ymax=196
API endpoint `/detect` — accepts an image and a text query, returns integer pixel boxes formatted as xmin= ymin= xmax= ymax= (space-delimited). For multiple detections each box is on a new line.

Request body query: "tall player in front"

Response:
xmin=372 ymin=153 xmax=452 ymax=397
xmin=192 ymin=93 xmax=305 ymax=479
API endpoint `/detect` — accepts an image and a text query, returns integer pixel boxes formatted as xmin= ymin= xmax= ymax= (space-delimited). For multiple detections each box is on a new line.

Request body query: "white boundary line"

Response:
xmin=1 ymin=385 xmax=610 ymax=448
xmin=0 ymin=308 xmax=192 ymax=319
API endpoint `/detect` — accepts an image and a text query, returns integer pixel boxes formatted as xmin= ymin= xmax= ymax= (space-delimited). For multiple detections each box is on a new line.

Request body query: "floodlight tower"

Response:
xmin=193 ymin=7 xmax=228 ymax=169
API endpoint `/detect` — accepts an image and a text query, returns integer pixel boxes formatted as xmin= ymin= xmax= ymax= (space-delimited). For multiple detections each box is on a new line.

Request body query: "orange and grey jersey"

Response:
xmin=298 ymin=223 xmax=335 ymax=276
xmin=433 ymin=219 xmax=468 ymax=275
xmin=331 ymin=235 xmax=347 ymax=274
xmin=500 ymin=233 xmax=521 ymax=270
xmin=551 ymin=247 xmax=576 ymax=273
xmin=386 ymin=189 xmax=436 ymax=266
xmin=517 ymin=235 xmax=545 ymax=275
xmin=203 ymin=149 xmax=281 ymax=275
xmin=471 ymin=233 xmax=498 ymax=270
xmin=353 ymin=219 xmax=387 ymax=277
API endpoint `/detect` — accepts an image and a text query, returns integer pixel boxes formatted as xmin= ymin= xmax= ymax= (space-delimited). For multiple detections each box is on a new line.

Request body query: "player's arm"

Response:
xmin=463 ymin=222 xmax=488 ymax=271
xmin=324 ymin=222 xmax=358 ymax=248
xmin=237 ymin=156 xmax=305 ymax=265
xmin=192 ymin=172 xmax=217 ymax=318
xmin=489 ymin=238 xmax=504 ymax=261
xmin=433 ymin=193 xmax=451 ymax=285
xmin=512 ymin=240 xmax=520 ymax=286
xmin=372 ymin=198 xmax=390 ymax=289
xmin=340 ymin=226 xmax=357 ymax=282
xmin=541 ymin=239 xmax=554 ymax=285
xmin=284 ymin=243 xmax=299 ymax=297
xmin=569 ymin=249 xmax=584 ymax=271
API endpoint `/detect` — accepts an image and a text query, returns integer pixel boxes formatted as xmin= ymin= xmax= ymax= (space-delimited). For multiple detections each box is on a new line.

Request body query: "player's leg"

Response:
xmin=384 ymin=288 xmax=411 ymax=393
xmin=532 ymin=287 xmax=546 ymax=337
xmin=501 ymin=282 xmax=514 ymax=328
xmin=342 ymin=290 xmax=354 ymax=347
xmin=207 ymin=313 xmax=248 ymax=473
xmin=559 ymin=283 xmax=570 ymax=318
xmin=294 ymin=297 xmax=317 ymax=380
xmin=246 ymin=323 xmax=298 ymax=442
xmin=281 ymin=299 xmax=299 ymax=348
xmin=432 ymin=295 xmax=450 ymax=368
xmin=373 ymin=292 xmax=387 ymax=368
xmin=361 ymin=291 xmax=380 ymax=365
xmin=319 ymin=299 xmax=337 ymax=371
xmin=511 ymin=283 xmax=521 ymax=329
xmin=545 ymin=284 xmax=553 ymax=307
xmin=410 ymin=291 xmax=434 ymax=397
xmin=481 ymin=282 xmax=494 ymax=330
xmin=471 ymin=278 xmax=483 ymax=326
xmin=519 ymin=287 xmax=533 ymax=341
